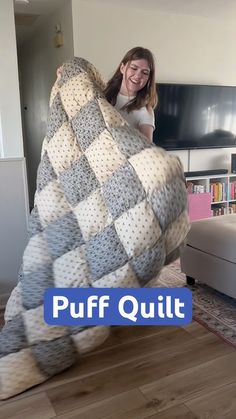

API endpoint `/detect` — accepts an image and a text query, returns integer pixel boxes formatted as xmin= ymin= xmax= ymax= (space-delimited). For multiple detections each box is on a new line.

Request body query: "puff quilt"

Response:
xmin=0 ymin=57 xmax=189 ymax=399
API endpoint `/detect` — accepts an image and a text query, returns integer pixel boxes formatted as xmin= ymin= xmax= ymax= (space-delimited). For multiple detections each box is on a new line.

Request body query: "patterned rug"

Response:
xmin=155 ymin=262 xmax=236 ymax=348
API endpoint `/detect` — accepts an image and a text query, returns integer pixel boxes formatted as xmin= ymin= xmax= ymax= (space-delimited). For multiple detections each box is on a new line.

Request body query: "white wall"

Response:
xmin=0 ymin=0 xmax=24 ymax=158
xmin=18 ymin=0 xmax=74 ymax=205
xmin=71 ymin=0 xmax=236 ymax=172
xmin=0 ymin=158 xmax=29 ymax=307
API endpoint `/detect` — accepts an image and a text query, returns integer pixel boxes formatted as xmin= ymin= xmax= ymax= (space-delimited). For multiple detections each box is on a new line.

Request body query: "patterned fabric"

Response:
xmin=0 ymin=57 xmax=189 ymax=399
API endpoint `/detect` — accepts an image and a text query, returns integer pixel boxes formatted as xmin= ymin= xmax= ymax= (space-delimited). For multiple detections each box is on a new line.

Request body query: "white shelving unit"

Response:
xmin=186 ymin=173 xmax=236 ymax=217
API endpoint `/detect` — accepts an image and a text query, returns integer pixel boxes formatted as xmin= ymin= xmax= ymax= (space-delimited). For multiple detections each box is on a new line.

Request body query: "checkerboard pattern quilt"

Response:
xmin=0 ymin=58 xmax=189 ymax=399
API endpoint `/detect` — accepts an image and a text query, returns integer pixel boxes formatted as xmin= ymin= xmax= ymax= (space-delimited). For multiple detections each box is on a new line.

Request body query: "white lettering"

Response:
xmin=118 ymin=296 xmax=138 ymax=322
xmin=53 ymin=296 xmax=69 ymax=318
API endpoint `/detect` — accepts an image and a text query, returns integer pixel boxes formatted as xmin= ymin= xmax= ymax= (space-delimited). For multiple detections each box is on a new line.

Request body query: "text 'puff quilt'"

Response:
xmin=0 ymin=57 xmax=190 ymax=399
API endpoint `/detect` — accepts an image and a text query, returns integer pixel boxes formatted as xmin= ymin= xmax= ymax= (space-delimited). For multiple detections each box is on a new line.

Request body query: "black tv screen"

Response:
xmin=153 ymin=83 xmax=236 ymax=150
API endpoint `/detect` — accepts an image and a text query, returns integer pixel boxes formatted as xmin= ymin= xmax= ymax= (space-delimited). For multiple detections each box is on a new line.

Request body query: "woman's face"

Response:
xmin=120 ymin=59 xmax=150 ymax=96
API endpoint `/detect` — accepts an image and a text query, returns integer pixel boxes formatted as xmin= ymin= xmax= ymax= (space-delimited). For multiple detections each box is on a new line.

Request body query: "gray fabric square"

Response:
xmin=110 ymin=126 xmax=151 ymax=158
xmin=28 ymin=206 xmax=43 ymax=238
xmin=36 ymin=151 xmax=57 ymax=193
xmin=69 ymin=325 xmax=92 ymax=335
xmin=0 ymin=315 xmax=27 ymax=358
xmin=46 ymin=92 xmax=67 ymax=140
xmin=86 ymin=224 xmax=128 ymax=280
xmin=71 ymin=100 xmax=106 ymax=151
xmin=151 ymin=179 xmax=187 ymax=231
xmin=103 ymin=164 xmax=145 ymax=219
xmin=131 ymin=237 xmax=166 ymax=285
xmin=44 ymin=212 xmax=85 ymax=259
xmin=32 ymin=336 xmax=77 ymax=377
xmin=59 ymin=155 xmax=100 ymax=206
xmin=22 ymin=264 xmax=54 ymax=310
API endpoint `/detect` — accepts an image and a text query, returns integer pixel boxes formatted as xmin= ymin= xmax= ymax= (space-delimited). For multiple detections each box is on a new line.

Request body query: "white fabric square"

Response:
xmin=4 ymin=283 xmax=24 ymax=323
xmin=114 ymin=200 xmax=162 ymax=258
xmin=85 ymin=129 xmax=127 ymax=184
xmin=71 ymin=326 xmax=109 ymax=355
xmin=73 ymin=189 xmax=112 ymax=240
xmin=165 ymin=210 xmax=189 ymax=255
xmin=35 ymin=180 xmax=70 ymax=228
xmin=47 ymin=122 xmax=82 ymax=175
xmin=23 ymin=306 xmax=67 ymax=345
xmin=60 ymin=73 xmax=97 ymax=119
xmin=0 ymin=349 xmax=46 ymax=400
xmin=23 ymin=233 xmax=52 ymax=273
xmin=98 ymin=98 xmax=128 ymax=128
xmin=53 ymin=245 xmax=91 ymax=288
xmin=93 ymin=262 xmax=140 ymax=288
xmin=129 ymin=147 xmax=179 ymax=196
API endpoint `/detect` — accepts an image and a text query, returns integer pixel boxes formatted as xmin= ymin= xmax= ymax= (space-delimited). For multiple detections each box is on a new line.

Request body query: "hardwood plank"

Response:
xmin=182 ymin=321 xmax=210 ymax=339
xmin=143 ymin=404 xmax=197 ymax=419
xmin=0 ymin=392 xmax=55 ymax=419
xmin=46 ymin=333 xmax=233 ymax=415
xmin=140 ymin=352 xmax=236 ymax=413
xmin=186 ymin=380 xmax=236 ymax=418
xmin=55 ymin=389 xmax=155 ymax=419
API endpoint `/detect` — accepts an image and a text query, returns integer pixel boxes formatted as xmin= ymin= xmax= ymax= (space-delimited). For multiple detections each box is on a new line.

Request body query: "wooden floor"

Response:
xmin=1 ymin=313 xmax=236 ymax=418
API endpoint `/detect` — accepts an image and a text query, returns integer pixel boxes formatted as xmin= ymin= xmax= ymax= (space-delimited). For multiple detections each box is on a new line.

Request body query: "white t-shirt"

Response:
xmin=115 ymin=93 xmax=155 ymax=130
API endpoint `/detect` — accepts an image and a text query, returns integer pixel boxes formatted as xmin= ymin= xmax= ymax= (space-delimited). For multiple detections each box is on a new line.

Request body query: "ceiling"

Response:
xmin=14 ymin=0 xmax=236 ymax=45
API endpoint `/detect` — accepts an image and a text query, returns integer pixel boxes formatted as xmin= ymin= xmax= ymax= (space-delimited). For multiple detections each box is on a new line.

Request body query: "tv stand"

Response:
xmin=184 ymin=169 xmax=228 ymax=177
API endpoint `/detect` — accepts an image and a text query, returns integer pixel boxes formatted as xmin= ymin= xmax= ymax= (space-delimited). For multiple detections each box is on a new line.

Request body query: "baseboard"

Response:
xmin=0 ymin=293 xmax=10 ymax=310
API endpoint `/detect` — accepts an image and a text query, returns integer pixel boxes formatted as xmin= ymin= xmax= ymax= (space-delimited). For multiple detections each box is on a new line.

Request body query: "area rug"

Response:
xmin=155 ymin=262 xmax=236 ymax=348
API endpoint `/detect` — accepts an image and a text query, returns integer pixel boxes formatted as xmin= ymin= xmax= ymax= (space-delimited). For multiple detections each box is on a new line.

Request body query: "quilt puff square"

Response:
xmin=46 ymin=92 xmax=67 ymax=141
xmin=129 ymin=147 xmax=182 ymax=197
xmin=71 ymin=99 xmax=106 ymax=151
xmin=35 ymin=180 xmax=70 ymax=228
xmin=93 ymin=262 xmax=140 ymax=288
xmin=110 ymin=126 xmax=151 ymax=159
xmin=59 ymin=155 xmax=100 ymax=207
xmin=60 ymin=73 xmax=98 ymax=119
xmin=44 ymin=211 xmax=85 ymax=260
xmin=85 ymin=129 xmax=127 ymax=184
xmin=131 ymin=237 xmax=166 ymax=286
xmin=0 ymin=349 xmax=46 ymax=400
xmin=71 ymin=326 xmax=109 ymax=355
xmin=53 ymin=244 xmax=91 ymax=288
xmin=22 ymin=264 xmax=54 ymax=310
xmin=46 ymin=122 xmax=82 ymax=176
xmin=36 ymin=151 xmax=57 ymax=193
xmin=86 ymin=224 xmax=129 ymax=281
xmin=73 ymin=189 xmax=112 ymax=241
xmin=97 ymin=98 xmax=128 ymax=128
xmin=165 ymin=210 xmax=190 ymax=256
xmin=114 ymin=200 xmax=162 ymax=258
xmin=0 ymin=315 xmax=27 ymax=357
xmin=103 ymin=164 xmax=145 ymax=220
xmin=151 ymin=177 xmax=187 ymax=231
xmin=23 ymin=233 xmax=52 ymax=273
xmin=23 ymin=306 xmax=67 ymax=345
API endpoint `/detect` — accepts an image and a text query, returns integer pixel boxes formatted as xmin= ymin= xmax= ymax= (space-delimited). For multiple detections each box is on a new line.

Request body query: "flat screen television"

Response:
xmin=153 ymin=83 xmax=236 ymax=150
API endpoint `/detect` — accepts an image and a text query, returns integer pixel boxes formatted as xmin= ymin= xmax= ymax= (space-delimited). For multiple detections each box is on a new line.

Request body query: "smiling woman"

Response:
xmin=104 ymin=46 xmax=157 ymax=142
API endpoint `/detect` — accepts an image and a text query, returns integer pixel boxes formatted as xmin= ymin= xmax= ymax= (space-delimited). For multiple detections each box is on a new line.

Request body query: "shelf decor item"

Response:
xmin=186 ymin=173 xmax=236 ymax=220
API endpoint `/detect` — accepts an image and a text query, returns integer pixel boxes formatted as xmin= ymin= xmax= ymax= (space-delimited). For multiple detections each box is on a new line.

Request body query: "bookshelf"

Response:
xmin=186 ymin=173 xmax=236 ymax=220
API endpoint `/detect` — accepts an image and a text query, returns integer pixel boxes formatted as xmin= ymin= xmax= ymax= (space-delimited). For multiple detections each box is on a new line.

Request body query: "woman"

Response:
xmin=56 ymin=47 xmax=157 ymax=141
xmin=104 ymin=46 xmax=157 ymax=142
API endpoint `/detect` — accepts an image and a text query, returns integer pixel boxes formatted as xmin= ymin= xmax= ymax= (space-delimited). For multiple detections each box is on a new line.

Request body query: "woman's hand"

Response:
xmin=56 ymin=65 xmax=63 ymax=80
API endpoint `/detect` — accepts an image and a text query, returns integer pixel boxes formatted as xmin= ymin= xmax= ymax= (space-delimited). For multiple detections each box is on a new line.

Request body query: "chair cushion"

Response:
xmin=186 ymin=214 xmax=236 ymax=264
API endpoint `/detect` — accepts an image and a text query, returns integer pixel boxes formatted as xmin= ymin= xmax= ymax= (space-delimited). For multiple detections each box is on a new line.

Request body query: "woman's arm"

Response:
xmin=138 ymin=124 xmax=154 ymax=142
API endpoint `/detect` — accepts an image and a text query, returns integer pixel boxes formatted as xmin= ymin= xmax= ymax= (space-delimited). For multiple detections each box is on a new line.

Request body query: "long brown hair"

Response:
xmin=104 ymin=46 xmax=157 ymax=112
